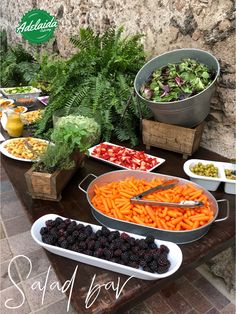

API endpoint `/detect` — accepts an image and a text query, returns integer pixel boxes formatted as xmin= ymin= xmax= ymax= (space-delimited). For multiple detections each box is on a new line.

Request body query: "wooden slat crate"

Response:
xmin=25 ymin=151 xmax=84 ymax=201
xmin=142 ymin=119 xmax=205 ymax=159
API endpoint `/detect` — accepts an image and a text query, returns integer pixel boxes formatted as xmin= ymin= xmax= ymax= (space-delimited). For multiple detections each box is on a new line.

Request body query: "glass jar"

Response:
xmin=6 ymin=112 xmax=24 ymax=137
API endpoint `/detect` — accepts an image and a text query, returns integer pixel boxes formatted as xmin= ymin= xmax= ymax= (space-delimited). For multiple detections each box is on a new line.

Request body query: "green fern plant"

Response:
xmin=35 ymin=27 xmax=152 ymax=145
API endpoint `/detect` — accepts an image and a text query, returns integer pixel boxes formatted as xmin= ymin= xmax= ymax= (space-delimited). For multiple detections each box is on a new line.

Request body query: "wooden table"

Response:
xmin=1 ymin=121 xmax=235 ymax=313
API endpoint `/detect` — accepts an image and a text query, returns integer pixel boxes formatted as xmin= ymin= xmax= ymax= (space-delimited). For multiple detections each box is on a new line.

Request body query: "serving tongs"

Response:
xmin=130 ymin=179 xmax=204 ymax=208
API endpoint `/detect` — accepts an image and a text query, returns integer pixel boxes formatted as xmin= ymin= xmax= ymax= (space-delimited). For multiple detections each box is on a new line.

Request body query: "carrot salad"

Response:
xmin=91 ymin=177 xmax=214 ymax=231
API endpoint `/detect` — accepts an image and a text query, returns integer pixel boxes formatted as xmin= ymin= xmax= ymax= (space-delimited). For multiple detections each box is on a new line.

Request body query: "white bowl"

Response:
xmin=183 ymin=159 xmax=224 ymax=191
xmin=221 ymin=162 xmax=236 ymax=195
xmin=31 ymin=214 xmax=183 ymax=281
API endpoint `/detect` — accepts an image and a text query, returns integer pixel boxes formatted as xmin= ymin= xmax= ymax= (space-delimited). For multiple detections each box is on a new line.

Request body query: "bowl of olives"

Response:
xmin=183 ymin=159 xmax=223 ymax=191
xmin=184 ymin=159 xmax=236 ymax=194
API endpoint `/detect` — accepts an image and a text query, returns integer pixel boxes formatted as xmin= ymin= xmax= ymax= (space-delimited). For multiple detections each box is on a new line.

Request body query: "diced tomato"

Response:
xmin=91 ymin=143 xmax=160 ymax=171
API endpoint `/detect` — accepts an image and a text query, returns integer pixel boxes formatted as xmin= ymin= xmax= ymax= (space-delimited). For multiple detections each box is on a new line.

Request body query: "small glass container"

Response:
xmin=6 ymin=111 xmax=24 ymax=137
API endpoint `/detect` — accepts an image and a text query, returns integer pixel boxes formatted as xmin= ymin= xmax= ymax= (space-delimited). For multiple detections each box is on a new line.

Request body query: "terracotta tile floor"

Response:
xmin=0 ymin=165 xmax=235 ymax=314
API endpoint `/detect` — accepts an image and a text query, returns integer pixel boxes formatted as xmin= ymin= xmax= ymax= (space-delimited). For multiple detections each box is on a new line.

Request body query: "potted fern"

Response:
xmin=25 ymin=115 xmax=101 ymax=200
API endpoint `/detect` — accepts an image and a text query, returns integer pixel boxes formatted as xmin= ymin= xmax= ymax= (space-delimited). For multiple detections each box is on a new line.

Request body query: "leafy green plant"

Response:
xmin=33 ymin=144 xmax=75 ymax=174
xmin=35 ymin=27 xmax=152 ymax=146
xmin=0 ymin=30 xmax=40 ymax=87
xmin=33 ymin=115 xmax=100 ymax=173
xmin=140 ymin=58 xmax=215 ymax=102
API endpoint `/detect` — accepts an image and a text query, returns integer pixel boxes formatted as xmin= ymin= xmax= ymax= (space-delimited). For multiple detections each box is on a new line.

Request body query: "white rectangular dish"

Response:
xmin=184 ymin=159 xmax=236 ymax=194
xmin=88 ymin=142 xmax=166 ymax=172
xmin=1 ymin=86 xmax=41 ymax=101
xmin=31 ymin=214 xmax=182 ymax=281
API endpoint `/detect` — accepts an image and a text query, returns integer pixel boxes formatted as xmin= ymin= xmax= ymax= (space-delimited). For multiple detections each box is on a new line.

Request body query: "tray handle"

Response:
xmin=215 ymin=199 xmax=229 ymax=223
xmin=78 ymin=174 xmax=97 ymax=194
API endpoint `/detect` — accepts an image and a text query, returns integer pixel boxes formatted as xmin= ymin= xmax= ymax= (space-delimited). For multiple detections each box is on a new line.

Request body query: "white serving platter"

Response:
xmin=0 ymin=137 xmax=49 ymax=162
xmin=31 ymin=214 xmax=183 ymax=281
xmin=184 ymin=159 xmax=236 ymax=194
xmin=88 ymin=142 xmax=166 ymax=172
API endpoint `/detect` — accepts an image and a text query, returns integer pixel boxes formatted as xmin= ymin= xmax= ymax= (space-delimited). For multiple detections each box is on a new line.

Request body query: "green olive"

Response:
xmin=191 ymin=162 xmax=219 ymax=177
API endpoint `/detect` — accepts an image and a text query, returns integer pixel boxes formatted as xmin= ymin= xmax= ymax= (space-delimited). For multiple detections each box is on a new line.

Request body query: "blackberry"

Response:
xmin=71 ymin=244 xmax=79 ymax=252
xmin=149 ymin=260 xmax=158 ymax=272
xmin=99 ymin=236 xmax=108 ymax=247
xmin=129 ymin=237 xmax=136 ymax=247
xmin=138 ymin=250 xmax=146 ymax=258
xmin=58 ymin=229 xmax=65 ymax=237
xmin=72 ymin=230 xmax=80 ymax=238
xmin=143 ymin=266 xmax=151 ymax=273
xmin=160 ymin=245 xmax=169 ymax=254
xmin=94 ymin=248 xmax=104 ymax=258
xmin=60 ymin=240 xmax=68 ymax=249
xmin=130 ymin=255 xmax=139 ymax=263
xmin=45 ymin=220 xmax=54 ymax=229
xmin=145 ymin=235 xmax=155 ymax=244
xmin=108 ymin=231 xmax=120 ymax=242
xmin=144 ymin=254 xmax=153 ymax=263
xmin=149 ymin=243 xmax=157 ymax=249
xmin=44 ymin=234 xmax=57 ymax=245
xmin=89 ymin=233 xmax=97 ymax=241
xmin=87 ymin=240 xmax=95 ymax=250
xmin=101 ymin=226 xmax=110 ymax=237
xmin=103 ymin=248 xmax=112 ymax=260
xmin=57 ymin=223 xmax=66 ymax=230
xmin=78 ymin=241 xmax=87 ymax=250
xmin=157 ymin=263 xmax=170 ymax=274
xmin=96 ymin=230 xmax=102 ymax=238
xmin=85 ymin=250 xmax=94 ymax=256
xmin=78 ymin=232 xmax=87 ymax=241
xmin=58 ymin=236 xmax=66 ymax=244
xmin=85 ymin=225 xmax=93 ymax=236
xmin=157 ymin=256 xmax=169 ymax=266
xmin=113 ymin=239 xmax=122 ymax=249
xmin=114 ymin=249 xmax=122 ymax=257
xmin=76 ymin=224 xmax=85 ymax=231
xmin=49 ymin=227 xmax=58 ymax=237
xmin=67 ymin=235 xmax=75 ymax=245
xmin=109 ymin=243 xmax=117 ymax=251
xmin=121 ymin=252 xmax=130 ymax=263
xmin=94 ymin=241 xmax=101 ymax=249
xmin=132 ymin=246 xmax=140 ymax=254
xmin=64 ymin=218 xmax=71 ymax=226
xmin=128 ymin=261 xmax=139 ymax=269
xmin=138 ymin=239 xmax=148 ymax=250
xmin=139 ymin=260 xmax=147 ymax=268
xmin=55 ymin=217 xmax=63 ymax=225
xmin=40 ymin=227 xmax=48 ymax=235
xmin=121 ymin=244 xmax=129 ymax=252
xmin=120 ymin=232 xmax=130 ymax=241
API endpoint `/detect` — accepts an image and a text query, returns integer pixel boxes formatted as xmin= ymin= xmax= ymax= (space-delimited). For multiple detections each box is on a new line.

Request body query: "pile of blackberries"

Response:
xmin=40 ymin=217 xmax=171 ymax=274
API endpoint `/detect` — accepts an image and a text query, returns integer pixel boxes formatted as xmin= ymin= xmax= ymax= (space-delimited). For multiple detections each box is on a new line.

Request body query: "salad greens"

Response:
xmin=51 ymin=115 xmax=101 ymax=152
xmin=3 ymin=86 xmax=37 ymax=94
xmin=140 ymin=58 xmax=215 ymax=102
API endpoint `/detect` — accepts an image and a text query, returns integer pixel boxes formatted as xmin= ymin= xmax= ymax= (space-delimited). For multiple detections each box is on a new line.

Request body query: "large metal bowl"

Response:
xmin=134 ymin=48 xmax=220 ymax=127
xmin=79 ymin=170 xmax=229 ymax=244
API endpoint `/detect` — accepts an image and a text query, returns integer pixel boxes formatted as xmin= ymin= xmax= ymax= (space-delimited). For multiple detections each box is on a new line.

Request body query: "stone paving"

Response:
xmin=0 ymin=165 xmax=235 ymax=314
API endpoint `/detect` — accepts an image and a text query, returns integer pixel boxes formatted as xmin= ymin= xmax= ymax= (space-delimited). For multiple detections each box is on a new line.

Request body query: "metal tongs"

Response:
xmin=130 ymin=179 xmax=204 ymax=208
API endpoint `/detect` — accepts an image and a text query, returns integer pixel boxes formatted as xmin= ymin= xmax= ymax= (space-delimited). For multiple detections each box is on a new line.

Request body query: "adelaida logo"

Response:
xmin=16 ymin=9 xmax=58 ymax=44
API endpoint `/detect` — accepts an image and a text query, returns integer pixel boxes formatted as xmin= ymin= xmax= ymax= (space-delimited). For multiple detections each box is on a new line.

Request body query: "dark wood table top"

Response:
xmin=1 ymin=111 xmax=235 ymax=314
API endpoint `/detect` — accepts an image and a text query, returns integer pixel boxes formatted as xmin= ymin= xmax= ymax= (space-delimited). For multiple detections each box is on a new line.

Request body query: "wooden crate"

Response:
xmin=142 ymin=119 xmax=205 ymax=159
xmin=25 ymin=151 xmax=84 ymax=201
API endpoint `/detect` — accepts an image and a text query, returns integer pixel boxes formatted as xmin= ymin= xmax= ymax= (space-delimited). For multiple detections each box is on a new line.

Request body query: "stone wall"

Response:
xmin=1 ymin=0 xmax=235 ymax=158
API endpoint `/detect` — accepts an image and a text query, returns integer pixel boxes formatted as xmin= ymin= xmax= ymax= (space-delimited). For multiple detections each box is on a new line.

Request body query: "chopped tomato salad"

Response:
xmin=91 ymin=143 xmax=159 ymax=170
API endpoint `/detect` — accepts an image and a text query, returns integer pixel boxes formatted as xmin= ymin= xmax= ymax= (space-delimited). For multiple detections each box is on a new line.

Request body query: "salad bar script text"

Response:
xmin=5 ymin=255 xmax=133 ymax=311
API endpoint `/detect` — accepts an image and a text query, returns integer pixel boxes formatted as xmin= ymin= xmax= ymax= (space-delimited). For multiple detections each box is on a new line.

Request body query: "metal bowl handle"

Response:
xmin=78 ymin=174 xmax=97 ymax=194
xmin=215 ymin=199 xmax=230 ymax=223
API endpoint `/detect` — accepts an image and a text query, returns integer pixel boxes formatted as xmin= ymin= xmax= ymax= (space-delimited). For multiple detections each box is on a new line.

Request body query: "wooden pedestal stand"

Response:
xmin=142 ymin=119 xmax=205 ymax=159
